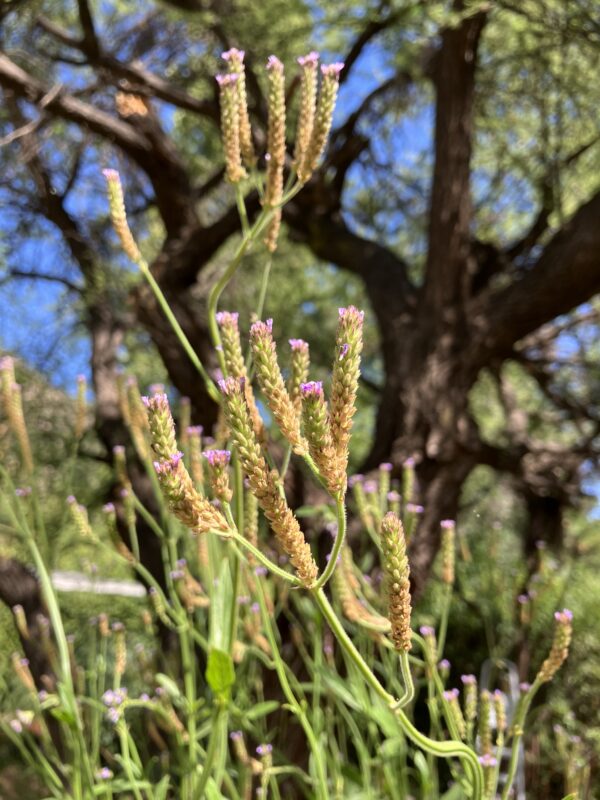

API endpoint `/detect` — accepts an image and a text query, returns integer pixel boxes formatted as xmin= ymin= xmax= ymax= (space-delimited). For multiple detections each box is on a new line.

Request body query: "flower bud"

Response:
xmin=216 ymin=73 xmax=246 ymax=183
xmin=478 ymin=689 xmax=492 ymax=756
xmin=330 ymin=306 xmax=364 ymax=483
xmin=103 ymin=169 xmax=142 ymax=262
xmin=75 ymin=374 xmax=87 ymax=439
xmin=443 ymin=688 xmax=466 ymax=739
xmin=440 ymin=520 xmax=455 ymax=585
xmin=222 ymin=48 xmax=255 ymax=167
xmin=219 ymin=377 xmax=318 ymax=586
xmin=250 ymin=320 xmax=306 ymax=454
xmin=537 ymin=609 xmax=572 ymax=683
xmin=380 ymin=512 xmax=412 ymax=651
xmin=294 ymin=52 xmax=319 ymax=178
xmin=203 ymin=449 xmax=233 ymax=503
xmin=298 ymin=62 xmax=343 ymax=183
xmin=461 ymin=674 xmax=478 ymax=723
xmin=288 ymin=339 xmax=310 ymax=410
xmin=300 ymin=381 xmax=343 ymax=495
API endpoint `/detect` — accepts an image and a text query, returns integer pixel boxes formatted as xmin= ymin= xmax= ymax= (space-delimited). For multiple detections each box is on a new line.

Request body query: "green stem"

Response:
xmin=256 ymin=579 xmax=329 ymax=800
xmin=312 ymin=587 xmax=484 ymax=799
xmin=500 ymin=678 xmax=542 ymax=800
xmin=437 ymin=583 xmax=453 ymax=657
xmin=136 ymin=261 xmax=219 ymax=403
xmin=313 ymin=497 xmax=346 ymax=590
xmin=194 ymin=704 xmax=226 ymax=800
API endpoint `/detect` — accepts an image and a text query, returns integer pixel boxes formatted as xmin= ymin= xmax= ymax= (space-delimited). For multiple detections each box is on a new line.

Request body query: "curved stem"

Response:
xmin=313 ymin=497 xmax=346 ymax=591
xmin=312 ymin=587 xmax=484 ymax=799
xmin=215 ymin=528 xmax=301 ymax=586
xmin=500 ymin=678 xmax=542 ymax=800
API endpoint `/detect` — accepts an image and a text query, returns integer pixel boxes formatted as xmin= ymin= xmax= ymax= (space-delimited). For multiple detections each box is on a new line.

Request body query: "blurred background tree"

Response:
xmin=0 ymin=1 xmax=599 ymax=598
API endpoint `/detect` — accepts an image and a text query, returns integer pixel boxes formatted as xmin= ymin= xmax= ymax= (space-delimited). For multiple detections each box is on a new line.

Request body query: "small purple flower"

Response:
xmin=300 ymin=381 xmax=323 ymax=398
xmin=555 ymin=608 xmax=573 ymax=624
xmin=387 ymin=490 xmax=401 ymax=502
xmin=254 ymin=566 xmax=268 ymax=577
xmin=519 ymin=682 xmax=531 ymax=693
xmin=338 ymin=305 xmax=364 ymax=321
xmin=266 ymin=55 xmax=283 ymax=72
xmin=222 ymin=48 xmax=245 ymax=63
xmin=203 ymin=449 xmax=231 ymax=467
xmin=478 ymin=754 xmax=497 ymax=767
xmin=517 ymin=594 xmax=529 ymax=604
xmin=15 ymin=487 xmax=32 ymax=497
xmin=38 ymin=690 xmax=49 ymax=702
xmin=338 ymin=343 xmax=350 ymax=360
xmin=297 ymin=51 xmax=319 ymax=67
xmin=250 ymin=319 xmax=274 ymax=338
xmin=229 ymin=729 xmax=243 ymax=741
xmin=187 ymin=425 xmax=203 ymax=436
xmin=237 ymin=595 xmax=250 ymax=605
xmin=461 ymin=674 xmax=476 ymax=685
xmin=443 ymin=688 xmax=459 ymax=701
xmin=154 ymin=452 xmax=183 ymax=475
xmin=349 ymin=474 xmax=364 ymax=487
xmin=420 ymin=625 xmax=435 ymax=638
xmin=103 ymin=502 xmax=115 ymax=514
xmin=111 ymin=622 xmax=124 ymax=632
xmin=363 ymin=480 xmax=378 ymax=494
xmin=216 ymin=311 xmax=239 ymax=327
xmin=170 ymin=569 xmax=185 ymax=581
xmin=403 ymin=457 xmax=415 ymax=468
xmin=250 ymin=602 xmax=260 ymax=614
xmin=216 ymin=72 xmax=239 ymax=87
xmin=379 ymin=462 xmax=393 ymax=472
xmin=438 ymin=659 xmax=451 ymax=671
xmin=440 ymin=519 xmax=455 ymax=529
xmin=256 ymin=743 xmax=273 ymax=756
xmin=139 ymin=693 xmax=150 ymax=702
xmin=106 ymin=707 xmax=120 ymax=724
xmin=218 ymin=376 xmax=243 ymax=396
xmin=289 ymin=338 xmax=308 ymax=351
xmin=406 ymin=503 xmax=424 ymax=514
xmin=9 ymin=719 xmax=23 ymax=734
xmin=322 ymin=62 xmax=344 ymax=77
xmin=96 ymin=767 xmax=113 ymax=780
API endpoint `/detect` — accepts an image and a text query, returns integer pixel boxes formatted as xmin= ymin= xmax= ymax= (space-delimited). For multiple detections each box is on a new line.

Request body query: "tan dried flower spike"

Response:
xmin=250 ymin=320 xmax=307 ymax=455
xmin=298 ymin=62 xmax=344 ymax=183
xmin=294 ymin=52 xmax=319 ymax=178
xmin=222 ymin=48 xmax=256 ymax=168
xmin=537 ymin=609 xmax=573 ymax=683
xmin=330 ymin=306 xmax=364 ymax=484
xmin=143 ymin=394 xmax=229 ymax=534
xmin=263 ymin=55 xmax=286 ymax=251
xmin=103 ymin=169 xmax=142 ymax=263
xmin=300 ymin=381 xmax=344 ymax=496
xmin=219 ymin=377 xmax=318 ymax=586
xmin=216 ymin=73 xmax=247 ymax=183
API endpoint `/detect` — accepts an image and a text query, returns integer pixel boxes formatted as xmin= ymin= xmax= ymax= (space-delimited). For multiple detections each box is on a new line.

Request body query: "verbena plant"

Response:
xmin=0 ymin=50 xmax=575 ymax=800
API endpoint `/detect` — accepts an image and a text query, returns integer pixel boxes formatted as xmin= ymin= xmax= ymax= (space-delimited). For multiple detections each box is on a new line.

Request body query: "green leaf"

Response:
xmin=245 ymin=700 xmax=280 ymax=720
xmin=206 ymin=648 xmax=235 ymax=697
xmin=155 ymin=673 xmax=182 ymax=700
xmin=209 ymin=558 xmax=233 ymax=652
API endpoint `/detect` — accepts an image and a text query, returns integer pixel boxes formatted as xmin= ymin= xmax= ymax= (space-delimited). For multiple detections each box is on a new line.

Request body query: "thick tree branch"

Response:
xmin=37 ymin=14 xmax=218 ymax=119
xmin=479 ymin=189 xmax=600 ymax=352
xmin=421 ymin=5 xmax=488 ymax=313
